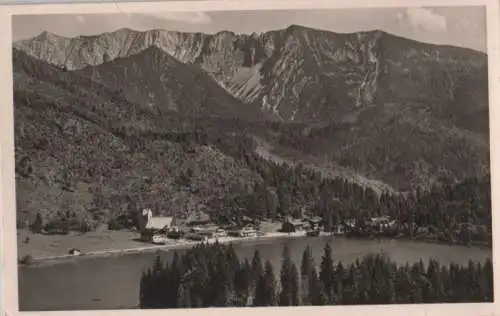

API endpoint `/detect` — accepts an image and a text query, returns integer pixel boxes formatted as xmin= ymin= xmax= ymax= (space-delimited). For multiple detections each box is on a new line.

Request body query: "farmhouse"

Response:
xmin=332 ymin=224 xmax=345 ymax=235
xmin=190 ymin=225 xmax=218 ymax=238
xmin=368 ymin=216 xmax=396 ymax=233
xmin=240 ymin=216 xmax=254 ymax=225
xmin=138 ymin=209 xmax=174 ymax=244
xmin=281 ymin=216 xmax=305 ymax=233
xmin=185 ymin=210 xmax=211 ymax=226
xmin=68 ymin=248 xmax=82 ymax=256
xmin=240 ymin=224 xmax=258 ymax=237
xmin=227 ymin=224 xmax=257 ymax=237
xmin=345 ymin=219 xmax=357 ymax=229
xmin=308 ymin=216 xmax=323 ymax=230
xmin=215 ymin=228 xmax=227 ymax=237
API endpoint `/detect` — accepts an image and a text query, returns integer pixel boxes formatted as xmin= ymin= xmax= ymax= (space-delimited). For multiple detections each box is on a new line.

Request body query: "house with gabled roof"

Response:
xmin=281 ymin=216 xmax=305 ymax=233
xmin=138 ymin=208 xmax=175 ymax=244
xmin=146 ymin=217 xmax=173 ymax=230
xmin=185 ymin=210 xmax=211 ymax=226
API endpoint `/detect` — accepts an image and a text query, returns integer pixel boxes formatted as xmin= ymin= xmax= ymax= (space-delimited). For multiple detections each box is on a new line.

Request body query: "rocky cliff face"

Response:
xmin=14 ymin=24 xmax=488 ymax=123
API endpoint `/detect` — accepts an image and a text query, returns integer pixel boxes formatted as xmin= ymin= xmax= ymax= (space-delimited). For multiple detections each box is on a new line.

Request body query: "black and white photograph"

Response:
xmin=2 ymin=0 xmax=499 ymax=314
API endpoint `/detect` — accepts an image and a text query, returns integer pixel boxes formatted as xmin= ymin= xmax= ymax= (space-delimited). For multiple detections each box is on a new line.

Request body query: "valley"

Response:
xmin=12 ymin=24 xmax=491 ymax=251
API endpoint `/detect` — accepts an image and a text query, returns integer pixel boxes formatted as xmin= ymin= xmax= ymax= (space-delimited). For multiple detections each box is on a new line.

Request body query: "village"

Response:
xmin=137 ymin=207 xmax=407 ymax=245
xmin=17 ymin=204 xmax=489 ymax=262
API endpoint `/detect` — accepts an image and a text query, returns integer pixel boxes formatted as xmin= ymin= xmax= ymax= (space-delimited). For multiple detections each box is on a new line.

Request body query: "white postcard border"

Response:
xmin=1 ymin=1 xmax=499 ymax=316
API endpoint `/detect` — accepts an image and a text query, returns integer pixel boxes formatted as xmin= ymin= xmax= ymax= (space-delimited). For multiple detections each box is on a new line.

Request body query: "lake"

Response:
xmin=18 ymin=236 xmax=492 ymax=311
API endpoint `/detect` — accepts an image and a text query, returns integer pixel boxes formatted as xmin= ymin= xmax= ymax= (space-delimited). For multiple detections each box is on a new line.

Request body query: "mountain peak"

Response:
xmin=283 ymin=24 xmax=331 ymax=35
xmin=283 ymin=24 xmax=314 ymax=34
xmin=214 ymin=30 xmax=236 ymax=37
xmin=286 ymin=24 xmax=308 ymax=31
xmin=141 ymin=45 xmax=183 ymax=66
xmin=142 ymin=44 xmax=169 ymax=55
xmin=34 ymin=30 xmax=59 ymax=41
xmin=105 ymin=27 xmax=140 ymax=37
xmin=104 ymin=44 xmax=181 ymax=70
xmin=114 ymin=27 xmax=134 ymax=33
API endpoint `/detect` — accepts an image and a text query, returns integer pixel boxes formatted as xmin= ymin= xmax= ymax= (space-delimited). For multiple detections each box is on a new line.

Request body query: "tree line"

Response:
xmin=139 ymin=242 xmax=493 ymax=308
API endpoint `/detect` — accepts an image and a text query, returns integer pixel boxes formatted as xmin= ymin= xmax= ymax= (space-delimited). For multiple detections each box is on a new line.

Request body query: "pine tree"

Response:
xmin=466 ymin=260 xmax=479 ymax=301
xmin=300 ymin=245 xmax=314 ymax=304
xmin=152 ymin=254 xmax=163 ymax=273
xmin=277 ymin=186 xmax=290 ymax=216
xmin=319 ymin=243 xmax=334 ymax=303
xmin=213 ymin=251 xmax=233 ymax=306
xmin=426 ymin=258 xmax=442 ymax=302
xmin=251 ymin=249 xmax=264 ymax=286
xmin=290 ymin=262 xmax=300 ymax=305
xmin=301 ymin=245 xmax=314 ymax=278
xmin=481 ymin=259 xmax=493 ymax=301
xmin=279 ymin=245 xmax=300 ymax=305
xmin=386 ymin=273 xmax=397 ymax=304
xmin=139 ymin=270 xmax=148 ymax=308
xmin=139 ymin=256 xmax=166 ymax=308
xmin=309 ymin=265 xmax=327 ymax=305
xmin=409 ymin=261 xmax=425 ymax=303
xmin=334 ymin=261 xmax=345 ymax=304
xmin=167 ymin=252 xmax=183 ymax=308
xmin=226 ymin=243 xmax=240 ymax=274
xmin=177 ymin=282 xmax=192 ymax=308
xmin=235 ymin=259 xmax=252 ymax=306
xmin=344 ymin=263 xmax=360 ymax=304
xmin=279 ymin=245 xmax=292 ymax=305
xmin=322 ymin=211 xmax=333 ymax=233
xmin=255 ymin=260 xmax=277 ymax=306
xmin=253 ymin=183 xmax=269 ymax=219
xmin=31 ymin=212 xmax=43 ymax=233
xmin=254 ymin=273 xmax=268 ymax=306
xmin=144 ymin=268 xmax=155 ymax=308
xmin=266 ymin=188 xmax=279 ymax=219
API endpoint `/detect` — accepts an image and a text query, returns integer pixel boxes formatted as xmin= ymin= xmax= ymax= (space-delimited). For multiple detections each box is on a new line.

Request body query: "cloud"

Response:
xmin=405 ymin=8 xmax=447 ymax=32
xmin=139 ymin=11 xmax=212 ymax=25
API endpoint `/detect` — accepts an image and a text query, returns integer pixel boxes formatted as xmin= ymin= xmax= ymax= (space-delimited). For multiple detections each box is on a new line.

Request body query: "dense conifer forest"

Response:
xmin=144 ymin=131 xmax=493 ymax=246
xmin=139 ymin=242 xmax=494 ymax=308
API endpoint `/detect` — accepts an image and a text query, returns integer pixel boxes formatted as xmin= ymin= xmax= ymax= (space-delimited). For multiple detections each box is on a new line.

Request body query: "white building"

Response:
xmin=139 ymin=209 xmax=175 ymax=244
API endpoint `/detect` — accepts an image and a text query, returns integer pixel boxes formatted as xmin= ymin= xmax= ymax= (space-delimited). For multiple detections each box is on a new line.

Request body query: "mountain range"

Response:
xmin=13 ymin=25 xmax=490 ymax=224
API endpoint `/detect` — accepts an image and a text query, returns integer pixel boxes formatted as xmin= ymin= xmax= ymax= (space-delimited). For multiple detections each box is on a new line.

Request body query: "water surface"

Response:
xmin=18 ymin=237 xmax=492 ymax=311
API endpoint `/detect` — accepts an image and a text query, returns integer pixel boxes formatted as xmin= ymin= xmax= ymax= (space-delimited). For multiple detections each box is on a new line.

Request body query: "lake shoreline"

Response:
xmin=19 ymin=230 xmax=492 ymax=269
xmin=19 ymin=231 xmax=312 ymax=267
xmin=346 ymin=234 xmax=493 ymax=250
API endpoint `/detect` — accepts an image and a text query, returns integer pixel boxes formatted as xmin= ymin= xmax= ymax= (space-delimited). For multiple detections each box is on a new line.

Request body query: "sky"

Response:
xmin=12 ymin=6 xmax=487 ymax=52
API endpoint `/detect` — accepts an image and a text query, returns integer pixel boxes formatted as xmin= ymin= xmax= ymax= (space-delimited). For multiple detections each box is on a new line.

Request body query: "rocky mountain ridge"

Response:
xmin=15 ymin=25 xmax=488 ymax=122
